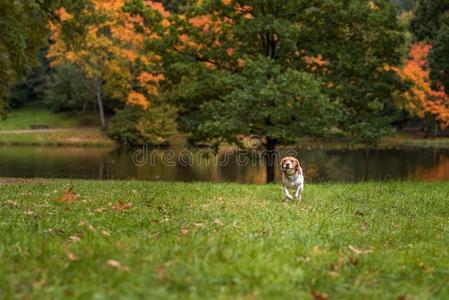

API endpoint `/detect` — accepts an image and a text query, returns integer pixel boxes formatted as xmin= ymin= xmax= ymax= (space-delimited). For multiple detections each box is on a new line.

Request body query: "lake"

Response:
xmin=1 ymin=146 xmax=449 ymax=183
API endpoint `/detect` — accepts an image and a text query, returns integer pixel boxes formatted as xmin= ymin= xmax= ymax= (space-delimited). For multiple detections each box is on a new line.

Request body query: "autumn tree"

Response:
xmin=411 ymin=0 xmax=449 ymax=98
xmin=164 ymin=0 xmax=405 ymax=180
xmin=395 ymin=43 xmax=449 ymax=134
xmin=47 ymin=0 xmax=169 ymax=129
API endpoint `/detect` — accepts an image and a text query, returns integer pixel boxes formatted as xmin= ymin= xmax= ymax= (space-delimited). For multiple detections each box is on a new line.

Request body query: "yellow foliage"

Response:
xmin=48 ymin=0 xmax=168 ymax=108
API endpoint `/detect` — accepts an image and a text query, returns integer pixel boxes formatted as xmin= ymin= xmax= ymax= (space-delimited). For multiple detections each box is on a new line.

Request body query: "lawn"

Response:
xmin=1 ymin=180 xmax=448 ymax=299
xmin=0 ymin=105 xmax=96 ymax=130
xmin=0 ymin=129 xmax=115 ymax=147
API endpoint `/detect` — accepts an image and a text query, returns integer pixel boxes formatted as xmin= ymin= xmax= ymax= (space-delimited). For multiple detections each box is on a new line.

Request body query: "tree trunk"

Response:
xmin=265 ymin=137 xmax=277 ymax=183
xmin=96 ymin=79 xmax=106 ymax=130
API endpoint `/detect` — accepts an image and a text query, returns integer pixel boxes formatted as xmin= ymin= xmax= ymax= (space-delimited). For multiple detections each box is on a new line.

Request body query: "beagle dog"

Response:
xmin=280 ymin=157 xmax=304 ymax=202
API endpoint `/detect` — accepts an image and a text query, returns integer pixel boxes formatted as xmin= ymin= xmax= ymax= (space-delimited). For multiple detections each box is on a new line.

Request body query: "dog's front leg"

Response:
xmin=294 ymin=185 xmax=303 ymax=200
xmin=284 ymin=187 xmax=294 ymax=202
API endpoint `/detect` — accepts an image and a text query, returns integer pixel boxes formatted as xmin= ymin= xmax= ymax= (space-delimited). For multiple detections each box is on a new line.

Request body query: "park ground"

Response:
xmin=2 ymin=104 xmax=449 ymax=149
xmin=1 ymin=180 xmax=449 ymax=299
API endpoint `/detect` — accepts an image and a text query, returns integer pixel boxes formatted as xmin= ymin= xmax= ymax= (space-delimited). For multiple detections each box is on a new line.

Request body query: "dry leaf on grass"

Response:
xmin=213 ymin=219 xmax=223 ymax=226
xmin=156 ymin=265 xmax=167 ymax=281
xmin=24 ymin=210 xmax=35 ymax=216
xmin=106 ymin=259 xmax=129 ymax=272
xmin=68 ymin=235 xmax=81 ymax=243
xmin=6 ymin=200 xmax=19 ymax=207
xmin=181 ymin=228 xmax=189 ymax=236
xmin=65 ymin=249 xmax=79 ymax=261
xmin=311 ymin=290 xmax=329 ymax=300
xmin=56 ymin=187 xmax=79 ymax=203
xmin=112 ymin=200 xmax=132 ymax=211
xmin=348 ymin=244 xmax=374 ymax=255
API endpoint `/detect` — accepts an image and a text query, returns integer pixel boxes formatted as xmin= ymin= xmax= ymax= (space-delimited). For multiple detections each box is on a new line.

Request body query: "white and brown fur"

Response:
xmin=280 ymin=157 xmax=304 ymax=202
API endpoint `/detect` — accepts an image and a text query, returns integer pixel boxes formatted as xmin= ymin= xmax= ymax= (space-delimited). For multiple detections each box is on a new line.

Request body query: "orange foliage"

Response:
xmin=48 ymin=0 xmax=170 ymax=109
xmin=127 ymin=91 xmax=149 ymax=109
xmin=395 ymin=43 xmax=449 ymax=129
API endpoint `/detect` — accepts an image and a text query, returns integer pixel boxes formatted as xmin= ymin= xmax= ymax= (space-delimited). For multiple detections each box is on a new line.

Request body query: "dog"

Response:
xmin=280 ymin=156 xmax=304 ymax=202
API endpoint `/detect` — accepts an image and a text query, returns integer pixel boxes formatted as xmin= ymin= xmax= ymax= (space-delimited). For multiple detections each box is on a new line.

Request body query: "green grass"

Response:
xmin=0 ymin=129 xmax=115 ymax=147
xmin=1 ymin=180 xmax=449 ymax=299
xmin=0 ymin=105 xmax=95 ymax=130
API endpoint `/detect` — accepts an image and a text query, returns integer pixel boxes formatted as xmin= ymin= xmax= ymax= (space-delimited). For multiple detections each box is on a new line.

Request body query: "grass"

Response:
xmin=0 ymin=129 xmax=115 ymax=147
xmin=0 ymin=105 xmax=99 ymax=130
xmin=1 ymin=180 xmax=449 ymax=299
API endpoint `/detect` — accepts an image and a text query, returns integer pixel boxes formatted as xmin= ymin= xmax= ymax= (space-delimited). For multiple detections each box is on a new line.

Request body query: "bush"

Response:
xmin=44 ymin=64 xmax=95 ymax=112
xmin=108 ymin=104 xmax=177 ymax=146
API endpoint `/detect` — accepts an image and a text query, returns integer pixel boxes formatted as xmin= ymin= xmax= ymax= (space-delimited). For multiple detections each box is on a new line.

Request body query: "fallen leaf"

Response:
xmin=95 ymin=207 xmax=107 ymax=213
xmin=88 ymin=224 xmax=96 ymax=232
xmin=65 ymin=249 xmax=79 ymax=261
xmin=348 ymin=244 xmax=374 ymax=255
xmin=106 ymin=259 xmax=129 ymax=272
xmin=156 ymin=265 xmax=167 ymax=281
xmin=181 ymin=228 xmax=189 ymax=236
xmin=213 ymin=219 xmax=223 ymax=226
xmin=6 ymin=200 xmax=19 ymax=207
xmin=68 ymin=236 xmax=81 ymax=243
xmin=194 ymin=223 xmax=205 ymax=228
xmin=311 ymin=290 xmax=328 ymax=300
xmin=112 ymin=200 xmax=132 ymax=212
xmin=101 ymin=230 xmax=111 ymax=237
xmin=56 ymin=187 xmax=79 ymax=203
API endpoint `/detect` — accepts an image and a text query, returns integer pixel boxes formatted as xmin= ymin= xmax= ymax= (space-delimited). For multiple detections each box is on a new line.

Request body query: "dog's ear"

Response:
xmin=293 ymin=158 xmax=301 ymax=173
xmin=280 ymin=157 xmax=286 ymax=170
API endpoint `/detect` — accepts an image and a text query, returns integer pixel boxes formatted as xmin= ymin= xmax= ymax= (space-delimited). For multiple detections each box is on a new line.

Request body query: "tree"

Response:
xmin=165 ymin=0 xmax=405 ymax=180
xmin=410 ymin=0 xmax=449 ymax=98
xmin=47 ymin=0 xmax=169 ymax=129
xmin=0 ymin=0 xmax=50 ymax=115
xmin=394 ymin=43 xmax=449 ymax=135
xmin=410 ymin=0 xmax=449 ymax=41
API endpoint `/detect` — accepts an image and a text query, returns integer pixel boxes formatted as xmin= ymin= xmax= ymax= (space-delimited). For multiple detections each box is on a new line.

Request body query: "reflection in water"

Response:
xmin=0 ymin=146 xmax=449 ymax=183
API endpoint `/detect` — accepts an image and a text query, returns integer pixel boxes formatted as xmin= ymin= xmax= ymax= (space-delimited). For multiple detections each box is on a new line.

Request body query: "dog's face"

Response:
xmin=280 ymin=157 xmax=300 ymax=176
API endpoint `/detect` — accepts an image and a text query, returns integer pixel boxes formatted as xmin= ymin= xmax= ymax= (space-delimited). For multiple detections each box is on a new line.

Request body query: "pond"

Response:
xmin=1 ymin=146 xmax=449 ymax=184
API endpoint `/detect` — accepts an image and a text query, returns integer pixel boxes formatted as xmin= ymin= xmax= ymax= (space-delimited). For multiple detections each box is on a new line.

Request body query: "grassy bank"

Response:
xmin=0 ymin=129 xmax=115 ymax=147
xmin=0 ymin=105 xmax=99 ymax=130
xmin=0 ymin=104 xmax=114 ymax=147
xmin=1 ymin=180 xmax=448 ymax=299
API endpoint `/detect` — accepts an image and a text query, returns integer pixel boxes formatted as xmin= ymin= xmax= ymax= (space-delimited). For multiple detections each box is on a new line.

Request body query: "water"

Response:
xmin=0 ymin=146 xmax=449 ymax=183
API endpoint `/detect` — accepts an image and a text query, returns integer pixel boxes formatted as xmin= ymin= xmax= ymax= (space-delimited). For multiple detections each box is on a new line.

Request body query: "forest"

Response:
xmin=1 ymin=0 xmax=448 ymax=149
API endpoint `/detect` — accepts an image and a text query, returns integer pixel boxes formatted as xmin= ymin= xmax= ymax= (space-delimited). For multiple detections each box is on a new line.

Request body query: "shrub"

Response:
xmin=108 ymin=104 xmax=176 ymax=146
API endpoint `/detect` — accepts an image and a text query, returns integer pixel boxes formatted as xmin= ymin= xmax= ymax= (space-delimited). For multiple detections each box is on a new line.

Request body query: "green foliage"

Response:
xmin=108 ymin=104 xmax=176 ymax=146
xmin=429 ymin=23 xmax=449 ymax=95
xmin=173 ymin=56 xmax=339 ymax=146
xmin=410 ymin=0 xmax=449 ymax=41
xmin=44 ymin=64 xmax=97 ymax=112
xmin=7 ymin=49 xmax=49 ymax=109
xmin=390 ymin=0 xmax=416 ymax=12
xmin=0 ymin=0 xmax=49 ymax=115
xmin=411 ymin=0 xmax=449 ymax=95
xmin=167 ymin=0 xmax=406 ymax=146
xmin=299 ymin=1 xmax=406 ymax=143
